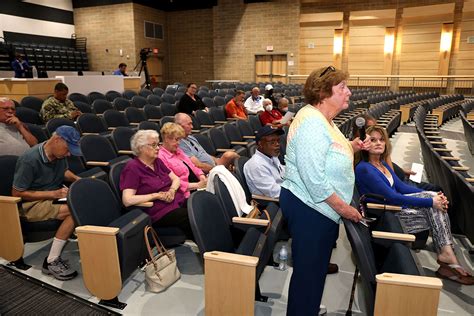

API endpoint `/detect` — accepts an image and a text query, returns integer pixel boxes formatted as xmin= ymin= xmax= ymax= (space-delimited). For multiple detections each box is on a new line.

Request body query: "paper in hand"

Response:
xmin=409 ymin=163 xmax=424 ymax=183
xmin=280 ymin=111 xmax=295 ymax=125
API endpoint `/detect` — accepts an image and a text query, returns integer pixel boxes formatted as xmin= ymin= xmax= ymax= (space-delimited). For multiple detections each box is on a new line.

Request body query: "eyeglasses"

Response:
xmin=319 ymin=66 xmax=336 ymax=78
xmin=0 ymin=106 xmax=15 ymax=111
xmin=146 ymin=143 xmax=159 ymax=149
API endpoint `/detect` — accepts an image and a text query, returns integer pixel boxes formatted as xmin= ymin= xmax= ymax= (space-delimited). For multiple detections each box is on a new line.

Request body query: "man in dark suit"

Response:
xmin=11 ymin=53 xmax=31 ymax=78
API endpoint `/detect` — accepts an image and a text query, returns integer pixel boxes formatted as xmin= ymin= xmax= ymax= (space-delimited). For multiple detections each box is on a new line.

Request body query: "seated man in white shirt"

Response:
xmin=0 ymin=97 xmax=38 ymax=156
xmin=243 ymin=126 xmax=284 ymax=198
xmin=243 ymin=87 xmax=264 ymax=115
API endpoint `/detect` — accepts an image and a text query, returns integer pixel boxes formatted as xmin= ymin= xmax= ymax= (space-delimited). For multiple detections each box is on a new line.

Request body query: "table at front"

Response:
xmin=0 ymin=78 xmax=62 ymax=102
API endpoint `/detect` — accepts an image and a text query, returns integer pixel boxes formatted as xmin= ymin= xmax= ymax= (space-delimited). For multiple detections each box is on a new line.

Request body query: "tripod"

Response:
xmin=133 ymin=57 xmax=151 ymax=90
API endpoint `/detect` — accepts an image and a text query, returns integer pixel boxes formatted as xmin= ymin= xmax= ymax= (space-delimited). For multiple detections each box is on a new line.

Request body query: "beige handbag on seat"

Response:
xmin=144 ymin=225 xmax=181 ymax=293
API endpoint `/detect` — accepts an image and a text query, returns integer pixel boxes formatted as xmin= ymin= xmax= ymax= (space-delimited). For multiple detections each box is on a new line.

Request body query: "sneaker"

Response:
xmin=42 ymin=257 xmax=78 ymax=280
xmin=319 ymin=304 xmax=327 ymax=315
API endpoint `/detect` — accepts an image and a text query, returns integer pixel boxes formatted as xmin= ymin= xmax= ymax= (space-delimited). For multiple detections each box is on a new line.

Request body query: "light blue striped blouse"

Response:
xmin=281 ymin=105 xmax=354 ymax=223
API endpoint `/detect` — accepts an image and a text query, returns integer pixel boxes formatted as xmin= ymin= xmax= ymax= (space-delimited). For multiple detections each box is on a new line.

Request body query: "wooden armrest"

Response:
xmin=86 ymin=161 xmax=110 ymax=166
xmin=452 ymin=166 xmax=469 ymax=171
xmin=372 ymin=231 xmax=415 ymax=242
xmin=191 ymin=129 xmax=201 ymax=133
xmin=107 ymin=127 xmax=116 ymax=131
xmin=129 ymin=122 xmax=139 ymax=126
xmin=376 ymin=273 xmax=442 ymax=289
xmin=148 ymin=118 xmax=160 ymax=122
xmin=429 ymin=141 xmax=446 ymax=145
xmin=118 ymin=150 xmax=133 ymax=155
xmin=75 ymin=225 xmax=119 ymax=236
xmin=136 ymin=202 xmax=153 ymax=207
xmin=231 ymin=141 xmax=250 ymax=145
xmin=251 ymin=194 xmax=279 ymax=202
xmin=243 ymin=135 xmax=256 ymax=139
xmin=0 ymin=196 xmax=21 ymax=203
xmin=466 ymin=178 xmax=474 ymax=182
xmin=441 ymin=156 xmax=459 ymax=161
xmin=366 ymin=203 xmax=402 ymax=211
xmin=217 ymin=148 xmax=235 ymax=152
xmin=433 ymin=148 xmax=451 ymax=152
xmin=201 ymin=124 xmax=216 ymax=128
xmin=214 ymin=120 xmax=228 ymax=124
xmin=204 ymin=251 xmax=258 ymax=267
xmin=81 ymin=132 xmax=100 ymax=135
xmin=232 ymin=217 xmax=269 ymax=226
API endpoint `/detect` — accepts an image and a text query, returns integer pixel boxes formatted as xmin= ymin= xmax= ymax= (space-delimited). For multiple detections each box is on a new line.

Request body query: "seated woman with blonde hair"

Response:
xmin=355 ymin=125 xmax=473 ymax=285
xmin=120 ymin=129 xmax=193 ymax=239
xmin=159 ymin=122 xmax=207 ymax=197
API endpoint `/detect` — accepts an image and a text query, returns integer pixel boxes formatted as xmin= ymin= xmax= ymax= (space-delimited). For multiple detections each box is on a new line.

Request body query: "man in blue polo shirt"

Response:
xmin=174 ymin=113 xmax=239 ymax=173
xmin=12 ymin=125 xmax=81 ymax=280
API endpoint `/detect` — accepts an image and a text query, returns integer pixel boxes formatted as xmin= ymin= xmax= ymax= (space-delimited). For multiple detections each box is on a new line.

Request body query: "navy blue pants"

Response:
xmin=280 ymin=187 xmax=339 ymax=316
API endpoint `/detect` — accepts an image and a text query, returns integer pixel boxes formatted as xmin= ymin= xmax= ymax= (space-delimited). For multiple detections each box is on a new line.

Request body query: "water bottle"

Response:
xmin=277 ymin=245 xmax=288 ymax=271
xmin=32 ymin=66 xmax=38 ymax=79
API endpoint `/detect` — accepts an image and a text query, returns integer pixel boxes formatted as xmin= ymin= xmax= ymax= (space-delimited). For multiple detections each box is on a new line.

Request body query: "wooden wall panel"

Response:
xmin=457 ymin=2 xmax=474 ymax=75
xmin=299 ymin=25 xmax=335 ymax=73
xmin=399 ymin=23 xmax=441 ymax=75
xmin=348 ymin=26 xmax=385 ymax=75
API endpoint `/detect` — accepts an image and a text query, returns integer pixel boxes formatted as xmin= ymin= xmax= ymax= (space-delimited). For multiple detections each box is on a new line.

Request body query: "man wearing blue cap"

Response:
xmin=12 ymin=125 xmax=81 ymax=280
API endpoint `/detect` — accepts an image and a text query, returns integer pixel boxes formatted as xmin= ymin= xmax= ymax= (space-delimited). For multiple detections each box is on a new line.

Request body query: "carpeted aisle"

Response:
xmin=0 ymin=265 xmax=118 ymax=315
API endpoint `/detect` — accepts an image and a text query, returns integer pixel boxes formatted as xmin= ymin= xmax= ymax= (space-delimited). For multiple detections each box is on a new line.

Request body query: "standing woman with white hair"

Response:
xmin=120 ymin=129 xmax=193 ymax=239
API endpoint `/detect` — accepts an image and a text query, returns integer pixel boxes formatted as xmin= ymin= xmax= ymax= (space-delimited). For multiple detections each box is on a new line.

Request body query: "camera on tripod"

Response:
xmin=140 ymin=48 xmax=152 ymax=61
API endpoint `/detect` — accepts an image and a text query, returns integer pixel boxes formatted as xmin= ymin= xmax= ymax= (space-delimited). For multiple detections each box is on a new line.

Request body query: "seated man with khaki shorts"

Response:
xmin=12 ymin=125 xmax=81 ymax=280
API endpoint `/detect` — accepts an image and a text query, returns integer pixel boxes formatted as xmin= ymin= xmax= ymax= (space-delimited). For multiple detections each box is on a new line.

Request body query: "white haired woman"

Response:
xmin=120 ymin=129 xmax=193 ymax=239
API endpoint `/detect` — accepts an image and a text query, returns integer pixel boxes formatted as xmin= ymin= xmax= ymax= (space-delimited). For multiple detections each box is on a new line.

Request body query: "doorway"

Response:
xmin=255 ymin=54 xmax=287 ymax=83
xmin=147 ymin=56 xmax=164 ymax=88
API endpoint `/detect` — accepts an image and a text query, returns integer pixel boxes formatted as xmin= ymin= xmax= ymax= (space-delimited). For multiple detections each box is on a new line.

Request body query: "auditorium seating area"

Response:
xmin=414 ymin=104 xmax=474 ymax=243
xmin=0 ymin=41 xmax=89 ymax=72
xmin=1 ymin=83 xmax=473 ymax=314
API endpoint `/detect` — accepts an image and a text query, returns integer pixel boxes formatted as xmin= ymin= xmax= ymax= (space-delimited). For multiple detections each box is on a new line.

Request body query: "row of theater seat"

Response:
xmin=460 ymin=100 xmax=474 ymax=155
xmin=10 ymin=41 xmax=89 ymax=71
xmin=414 ymin=104 xmax=474 ymax=243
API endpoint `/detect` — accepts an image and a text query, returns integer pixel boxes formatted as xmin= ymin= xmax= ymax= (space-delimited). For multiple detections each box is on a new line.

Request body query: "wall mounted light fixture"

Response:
xmin=440 ymin=23 xmax=453 ymax=53
xmin=384 ymin=27 xmax=395 ymax=55
xmin=333 ymin=29 xmax=343 ymax=55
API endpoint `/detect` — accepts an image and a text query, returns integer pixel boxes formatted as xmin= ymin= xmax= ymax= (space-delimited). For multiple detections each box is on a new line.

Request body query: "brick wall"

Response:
xmin=212 ymin=0 xmax=300 ymax=82
xmin=74 ymin=3 xmax=136 ymax=73
xmin=167 ymin=9 xmax=214 ymax=86
xmin=132 ymin=3 xmax=167 ymax=84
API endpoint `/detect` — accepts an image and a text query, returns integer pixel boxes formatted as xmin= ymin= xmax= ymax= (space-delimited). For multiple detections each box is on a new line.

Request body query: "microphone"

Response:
xmin=355 ymin=117 xmax=366 ymax=141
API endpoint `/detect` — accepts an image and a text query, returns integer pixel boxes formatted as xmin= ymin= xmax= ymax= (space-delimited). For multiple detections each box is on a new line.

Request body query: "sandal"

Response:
xmin=435 ymin=262 xmax=474 ymax=285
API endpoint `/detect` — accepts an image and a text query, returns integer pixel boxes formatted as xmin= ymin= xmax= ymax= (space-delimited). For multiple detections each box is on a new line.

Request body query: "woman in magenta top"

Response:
xmin=120 ymin=129 xmax=193 ymax=239
xmin=158 ymin=122 xmax=207 ymax=198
